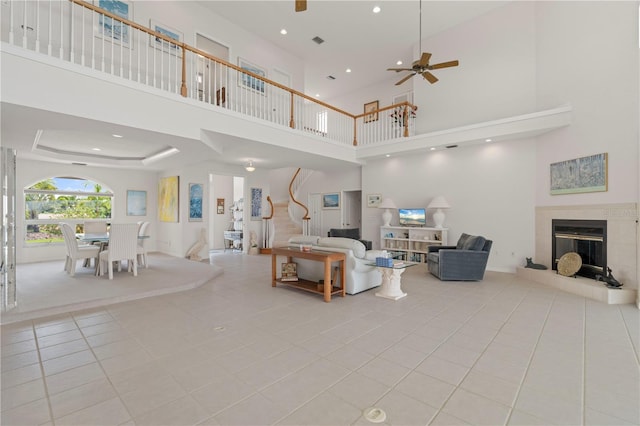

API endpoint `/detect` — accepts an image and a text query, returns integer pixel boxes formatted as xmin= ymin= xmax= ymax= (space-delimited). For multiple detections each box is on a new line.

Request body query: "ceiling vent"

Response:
xmin=446 ymin=144 xmax=458 ymax=149
xmin=326 ymin=75 xmax=336 ymax=80
xmin=312 ymin=36 xmax=325 ymax=45
xmin=71 ymin=162 xmax=87 ymax=166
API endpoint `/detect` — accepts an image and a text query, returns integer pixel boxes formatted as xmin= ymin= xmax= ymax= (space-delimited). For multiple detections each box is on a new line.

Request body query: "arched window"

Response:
xmin=24 ymin=177 xmax=113 ymax=245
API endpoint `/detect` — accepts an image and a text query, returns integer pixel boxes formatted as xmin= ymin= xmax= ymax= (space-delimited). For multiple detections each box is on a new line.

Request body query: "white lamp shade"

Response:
xmin=378 ymin=198 xmax=396 ymax=227
xmin=428 ymin=196 xmax=450 ymax=209
xmin=428 ymin=196 xmax=450 ymax=228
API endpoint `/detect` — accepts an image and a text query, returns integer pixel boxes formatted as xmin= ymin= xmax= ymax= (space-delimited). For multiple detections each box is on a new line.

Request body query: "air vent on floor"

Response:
xmin=326 ymin=75 xmax=336 ymax=80
xmin=312 ymin=36 xmax=325 ymax=44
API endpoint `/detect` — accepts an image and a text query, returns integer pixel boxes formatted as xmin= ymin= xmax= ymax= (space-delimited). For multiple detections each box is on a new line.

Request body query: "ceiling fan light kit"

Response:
xmin=387 ymin=0 xmax=459 ymax=86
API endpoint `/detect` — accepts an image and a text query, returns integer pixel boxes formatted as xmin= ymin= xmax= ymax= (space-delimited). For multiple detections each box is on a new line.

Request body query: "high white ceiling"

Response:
xmin=205 ymin=1 xmax=507 ymax=100
xmin=3 ymin=0 xmax=508 ymax=172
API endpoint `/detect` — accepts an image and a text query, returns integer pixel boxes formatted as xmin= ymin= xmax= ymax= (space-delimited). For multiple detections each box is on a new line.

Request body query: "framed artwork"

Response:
xmin=149 ymin=20 xmax=183 ymax=55
xmin=159 ymin=176 xmax=179 ymax=222
xmin=251 ymin=187 xmax=262 ymax=220
xmin=364 ymin=100 xmax=379 ymax=123
xmin=188 ymin=183 xmax=203 ymax=221
xmin=392 ymin=91 xmax=413 ymax=106
xmin=126 ymin=190 xmax=147 ymax=216
xmin=367 ymin=193 xmax=382 ymax=208
xmin=550 ymin=153 xmax=608 ymax=195
xmin=96 ymin=0 xmax=132 ymax=46
xmin=322 ymin=192 xmax=340 ymax=209
xmin=238 ymin=57 xmax=266 ymax=94
xmin=217 ymin=198 xmax=225 ymax=214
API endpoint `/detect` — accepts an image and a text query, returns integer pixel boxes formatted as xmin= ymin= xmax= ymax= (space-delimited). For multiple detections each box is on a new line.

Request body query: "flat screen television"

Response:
xmin=398 ymin=208 xmax=426 ymax=227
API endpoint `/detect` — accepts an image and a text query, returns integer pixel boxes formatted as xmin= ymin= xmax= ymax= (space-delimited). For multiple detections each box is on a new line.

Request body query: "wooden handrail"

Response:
xmin=67 ymin=0 xmax=418 ymax=147
xmin=69 ymin=0 xmax=354 ymax=117
xmin=289 ymin=168 xmax=310 ymax=220
xmin=262 ymin=196 xmax=274 ymax=220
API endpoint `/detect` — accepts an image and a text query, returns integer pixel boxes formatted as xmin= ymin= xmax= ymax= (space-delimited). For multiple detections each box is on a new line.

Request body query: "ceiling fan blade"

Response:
xmin=422 ymin=71 xmax=438 ymax=84
xmin=429 ymin=60 xmax=459 ymax=70
xmin=295 ymin=0 xmax=307 ymax=12
xmin=417 ymin=52 xmax=432 ymax=67
xmin=387 ymin=67 xmax=414 ymax=72
xmin=395 ymin=73 xmax=415 ymax=86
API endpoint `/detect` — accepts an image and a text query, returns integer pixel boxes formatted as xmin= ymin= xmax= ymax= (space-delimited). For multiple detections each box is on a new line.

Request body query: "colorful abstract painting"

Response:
xmin=189 ymin=183 xmax=203 ymax=221
xmin=159 ymin=176 xmax=179 ymax=222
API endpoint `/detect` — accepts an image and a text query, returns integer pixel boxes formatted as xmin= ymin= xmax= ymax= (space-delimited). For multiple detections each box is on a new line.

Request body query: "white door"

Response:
xmin=342 ymin=190 xmax=362 ymax=229
xmin=309 ymin=193 xmax=322 ymax=236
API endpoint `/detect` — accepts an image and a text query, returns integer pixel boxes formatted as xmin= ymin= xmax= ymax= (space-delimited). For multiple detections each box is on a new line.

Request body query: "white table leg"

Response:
xmin=375 ymin=267 xmax=407 ymax=300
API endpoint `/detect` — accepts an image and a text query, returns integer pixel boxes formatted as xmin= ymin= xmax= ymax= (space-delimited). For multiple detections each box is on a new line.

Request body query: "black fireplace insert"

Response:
xmin=552 ymin=219 xmax=606 ymax=279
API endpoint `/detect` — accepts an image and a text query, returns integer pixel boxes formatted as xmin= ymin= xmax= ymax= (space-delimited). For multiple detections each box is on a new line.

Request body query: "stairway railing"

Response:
xmin=2 ymin=0 xmax=416 ymax=147
xmin=289 ymin=168 xmax=311 ymax=235
xmin=262 ymin=196 xmax=274 ymax=250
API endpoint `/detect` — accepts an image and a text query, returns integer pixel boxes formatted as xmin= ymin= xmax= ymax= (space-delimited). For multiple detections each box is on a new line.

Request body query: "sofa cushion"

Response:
xmin=456 ymin=233 xmax=472 ymax=249
xmin=288 ymin=235 xmax=320 ymax=245
xmin=462 ymin=235 xmax=487 ymax=251
xmin=318 ymin=237 xmax=366 ymax=258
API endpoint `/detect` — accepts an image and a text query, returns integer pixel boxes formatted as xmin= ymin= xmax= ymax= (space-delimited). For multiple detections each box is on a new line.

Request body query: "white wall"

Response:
xmin=295 ymin=167 xmax=362 ymax=236
xmin=17 ymin=159 xmax=157 ymax=263
xmin=362 ymin=139 xmax=537 ymax=273
xmin=535 ymin=1 xmax=639 ymax=206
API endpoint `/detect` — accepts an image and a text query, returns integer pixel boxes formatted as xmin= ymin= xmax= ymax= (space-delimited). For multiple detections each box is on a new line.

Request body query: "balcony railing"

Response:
xmin=1 ymin=0 xmax=416 ymax=146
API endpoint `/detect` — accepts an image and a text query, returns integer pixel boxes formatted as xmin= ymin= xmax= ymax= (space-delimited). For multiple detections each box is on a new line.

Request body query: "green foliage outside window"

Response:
xmin=25 ymin=178 xmax=113 ymax=244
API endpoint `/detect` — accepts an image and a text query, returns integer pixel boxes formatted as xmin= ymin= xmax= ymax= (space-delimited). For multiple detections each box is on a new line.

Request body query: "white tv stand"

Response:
xmin=380 ymin=226 xmax=448 ymax=263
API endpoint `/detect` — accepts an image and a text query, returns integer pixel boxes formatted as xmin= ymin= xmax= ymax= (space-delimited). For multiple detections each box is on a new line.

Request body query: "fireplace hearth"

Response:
xmin=552 ymin=219 xmax=606 ymax=279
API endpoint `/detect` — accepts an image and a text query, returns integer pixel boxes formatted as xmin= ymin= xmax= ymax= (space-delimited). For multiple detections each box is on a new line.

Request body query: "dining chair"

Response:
xmin=60 ymin=222 xmax=100 ymax=276
xmin=137 ymin=221 xmax=150 ymax=268
xmin=98 ymin=223 xmax=139 ymax=279
xmin=84 ymin=221 xmax=108 ymax=234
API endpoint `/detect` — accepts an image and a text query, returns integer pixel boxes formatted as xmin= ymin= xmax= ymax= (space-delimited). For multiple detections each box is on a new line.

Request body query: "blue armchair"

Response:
xmin=427 ymin=233 xmax=492 ymax=281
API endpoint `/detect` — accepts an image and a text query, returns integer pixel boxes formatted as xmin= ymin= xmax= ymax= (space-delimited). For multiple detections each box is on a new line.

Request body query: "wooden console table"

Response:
xmin=271 ymin=247 xmax=346 ymax=302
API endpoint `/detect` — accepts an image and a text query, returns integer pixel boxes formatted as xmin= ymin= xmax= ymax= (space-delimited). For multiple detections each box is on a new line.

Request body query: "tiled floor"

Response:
xmin=2 ymin=253 xmax=639 ymax=425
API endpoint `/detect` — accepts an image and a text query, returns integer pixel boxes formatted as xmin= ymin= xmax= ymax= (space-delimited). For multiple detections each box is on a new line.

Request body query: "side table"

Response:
xmin=371 ymin=262 xmax=415 ymax=300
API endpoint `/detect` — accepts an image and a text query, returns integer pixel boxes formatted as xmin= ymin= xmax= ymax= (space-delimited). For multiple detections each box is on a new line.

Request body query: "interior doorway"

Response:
xmin=209 ymin=174 xmax=242 ymax=251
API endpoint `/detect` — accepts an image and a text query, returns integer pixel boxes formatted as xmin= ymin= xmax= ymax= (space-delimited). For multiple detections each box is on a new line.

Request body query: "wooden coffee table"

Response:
xmin=271 ymin=247 xmax=346 ymax=302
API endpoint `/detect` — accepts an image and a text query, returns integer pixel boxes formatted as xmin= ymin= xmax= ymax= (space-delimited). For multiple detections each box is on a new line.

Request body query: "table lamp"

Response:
xmin=378 ymin=198 xmax=397 ymax=227
xmin=428 ymin=196 xmax=450 ymax=228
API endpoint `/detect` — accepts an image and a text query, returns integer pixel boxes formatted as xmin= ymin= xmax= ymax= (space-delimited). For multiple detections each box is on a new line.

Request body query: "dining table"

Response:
xmin=76 ymin=233 xmax=150 ymax=275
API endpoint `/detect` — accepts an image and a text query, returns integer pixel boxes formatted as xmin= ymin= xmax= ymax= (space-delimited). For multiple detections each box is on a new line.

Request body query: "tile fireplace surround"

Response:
xmin=523 ymin=203 xmax=638 ymax=305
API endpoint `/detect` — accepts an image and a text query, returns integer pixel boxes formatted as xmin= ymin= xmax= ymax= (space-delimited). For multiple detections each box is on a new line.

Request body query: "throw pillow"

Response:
xmin=456 ymin=233 xmax=471 ymax=249
xmin=462 ymin=235 xmax=487 ymax=251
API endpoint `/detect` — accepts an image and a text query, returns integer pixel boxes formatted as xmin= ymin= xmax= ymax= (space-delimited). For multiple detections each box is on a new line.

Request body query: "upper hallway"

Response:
xmin=0 ymin=0 xmax=574 ymax=174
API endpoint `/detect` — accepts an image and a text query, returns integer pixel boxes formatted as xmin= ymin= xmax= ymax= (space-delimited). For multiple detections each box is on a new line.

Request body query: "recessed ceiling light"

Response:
xmin=315 ymin=94 xmax=320 ymax=97
xmin=385 ymin=154 xmax=391 ymax=158
xmin=92 ymin=148 xmax=101 ymax=151
xmin=373 ymin=6 xmax=381 ymax=13
xmin=280 ymin=28 xmax=287 ymax=35
xmin=396 ymin=60 xmax=403 ymax=65
xmin=485 ymin=138 xmax=493 ymax=142
xmin=112 ymin=134 xmax=123 ymax=138
xmin=430 ymin=147 xmax=436 ymax=151
xmin=346 ymin=68 xmax=352 ymax=73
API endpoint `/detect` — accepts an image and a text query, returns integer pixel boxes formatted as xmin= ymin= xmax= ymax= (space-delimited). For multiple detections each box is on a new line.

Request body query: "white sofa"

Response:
xmin=287 ymin=235 xmax=384 ymax=295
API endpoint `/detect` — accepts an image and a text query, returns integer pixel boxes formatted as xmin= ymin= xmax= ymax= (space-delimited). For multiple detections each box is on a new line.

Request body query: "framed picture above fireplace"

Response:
xmin=550 ymin=153 xmax=608 ymax=195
